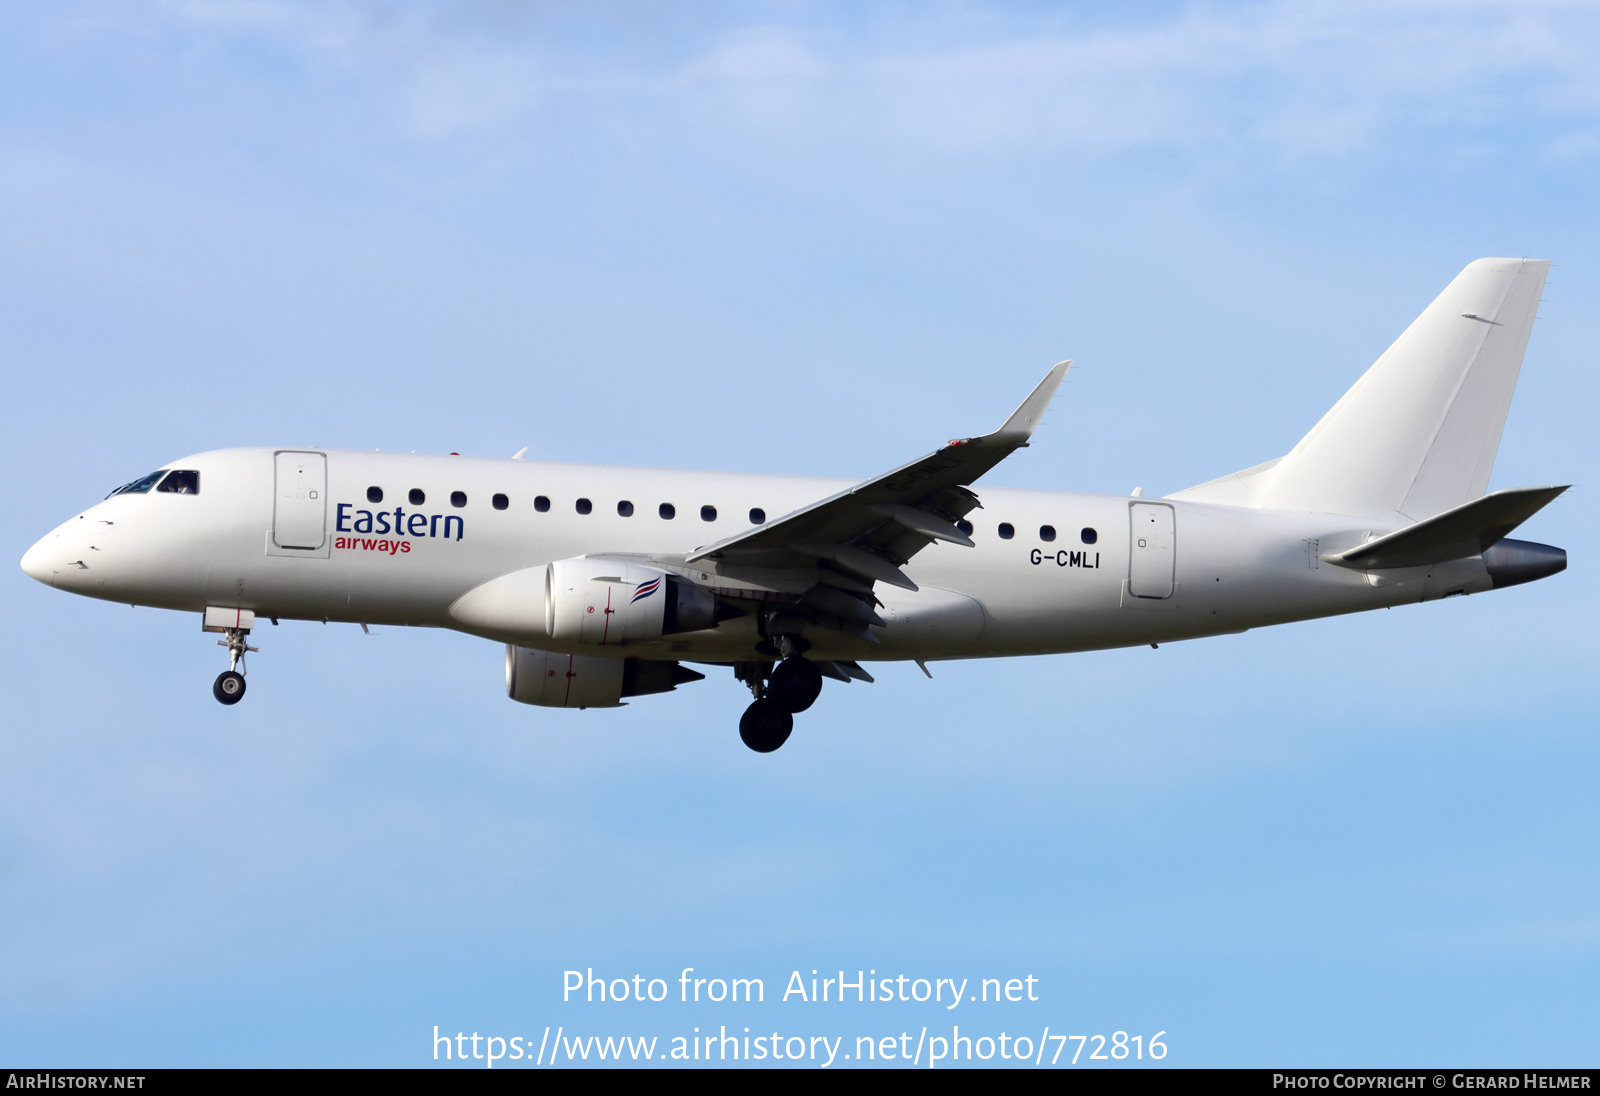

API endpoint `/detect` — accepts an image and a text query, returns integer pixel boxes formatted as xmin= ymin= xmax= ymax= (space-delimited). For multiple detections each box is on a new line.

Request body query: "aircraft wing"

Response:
xmin=683 ymin=361 xmax=1070 ymax=620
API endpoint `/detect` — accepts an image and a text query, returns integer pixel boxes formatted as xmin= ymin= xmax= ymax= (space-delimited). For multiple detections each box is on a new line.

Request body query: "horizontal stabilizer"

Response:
xmin=1323 ymin=485 xmax=1568 ymax=570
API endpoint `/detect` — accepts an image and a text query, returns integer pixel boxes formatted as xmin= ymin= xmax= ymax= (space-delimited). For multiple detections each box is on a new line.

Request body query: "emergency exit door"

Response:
xmin=1128 ymin=502 xmax=1175 ymax=599
xmin=272 ymin=451 xmax=327 ymax=551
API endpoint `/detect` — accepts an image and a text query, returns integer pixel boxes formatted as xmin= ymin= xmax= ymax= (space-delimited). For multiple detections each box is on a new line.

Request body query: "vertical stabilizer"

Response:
xmin=1254 ymin=258 xmax=1547 ymax=520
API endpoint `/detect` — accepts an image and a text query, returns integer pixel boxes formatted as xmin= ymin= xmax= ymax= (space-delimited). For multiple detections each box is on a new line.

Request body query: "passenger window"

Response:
xmin=492 ymin=493 xmax=508 ymax=511
xmin=1081 ymin=527 xmax=1098 ymax=545
xmin=576 ymin=498 xmax=593 ymax=515
xmin=617 ymin=500 xmax=634 ymax=517
xmin=409 ymin=488 xmax=425 ymax=505
xmin=156 ymin=470 xmax=200 ymax=495
xmin=534 ymin=496 xmax=550 ymax=513
xmin=701 ymin=505 xmax=717 ymax=522
xmin=451 ymin=491 xmax=467 ymax=508
xmin=659 ymin=503 xmax=676 ymax=520
xmin=367 ymin=486 xmax=384 ymax=504
xmin=1040 ymin=525 xmax=1056 ymax=542
xmin=998 ymin=522 xmax=1014 ymax=539
xmin=750 ymin=507 xmax=766 ymax=524
xmin=107 ymin=470 xmax=168 ymax=498
xmin=957 ymin=519 xmax=974 ymax=537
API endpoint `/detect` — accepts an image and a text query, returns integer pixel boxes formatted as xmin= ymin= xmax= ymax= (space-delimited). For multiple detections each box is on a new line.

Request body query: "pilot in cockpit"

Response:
xmin=158 ymin=470 xmax=198 ymax=495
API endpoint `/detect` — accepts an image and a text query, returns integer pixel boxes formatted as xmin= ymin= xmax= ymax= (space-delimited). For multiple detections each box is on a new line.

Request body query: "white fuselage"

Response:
xmin=21 ymin=447 xmax=1493 ymax=665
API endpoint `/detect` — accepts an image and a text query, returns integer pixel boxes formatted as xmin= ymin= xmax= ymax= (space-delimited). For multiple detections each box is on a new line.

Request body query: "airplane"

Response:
xmin=20 ymin=257 xmax=1569 ymax=752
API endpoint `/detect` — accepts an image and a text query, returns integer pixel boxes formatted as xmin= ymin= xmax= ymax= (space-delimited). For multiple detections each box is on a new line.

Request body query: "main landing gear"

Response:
xmin=212 ymin=626 xmax=257 ymax=706
xmin=735 ymin=652 xmax=825 ymax=753
xmin=738 ymin=699 xmax=791 ymax=754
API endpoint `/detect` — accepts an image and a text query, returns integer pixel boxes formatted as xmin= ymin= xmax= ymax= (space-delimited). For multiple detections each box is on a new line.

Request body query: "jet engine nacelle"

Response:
xmin=505 ymin=646 xmax=705 ymax=708
xmin=545 ymin=557 xmax=721 ymax=645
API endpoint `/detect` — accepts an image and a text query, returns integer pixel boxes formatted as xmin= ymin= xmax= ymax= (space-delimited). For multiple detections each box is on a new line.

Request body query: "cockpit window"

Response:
xmin=156 ymin=470 xmax=200 ymax=495
xmin=107 ymin=470 xmax=169 ymax=498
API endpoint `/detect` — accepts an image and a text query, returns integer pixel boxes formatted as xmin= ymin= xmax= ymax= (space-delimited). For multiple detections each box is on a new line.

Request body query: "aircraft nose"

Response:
xmin=21 ymin=533 xmax=57 ymax=586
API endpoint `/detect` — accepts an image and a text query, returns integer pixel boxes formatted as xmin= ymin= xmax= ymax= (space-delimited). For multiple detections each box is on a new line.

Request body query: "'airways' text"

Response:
xmin=335 ymin=537 xmax=411 ymax=555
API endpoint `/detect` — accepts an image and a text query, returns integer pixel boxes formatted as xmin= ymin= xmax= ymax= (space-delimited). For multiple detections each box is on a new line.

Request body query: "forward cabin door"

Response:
xmin=1128 ymin=502 xmax=1175 ymax=599
xmin=272 ymin=451 xmax=327 ymax=551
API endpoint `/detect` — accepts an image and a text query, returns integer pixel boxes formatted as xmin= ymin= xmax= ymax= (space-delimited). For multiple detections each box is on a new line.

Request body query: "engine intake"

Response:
xmin=545 ymin=557 xmax=727 ymax=645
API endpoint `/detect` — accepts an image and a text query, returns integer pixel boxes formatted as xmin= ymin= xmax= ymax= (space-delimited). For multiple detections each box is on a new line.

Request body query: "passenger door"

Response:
xmin=272 ymin=451 xmax=327 ymax=551
xmin=1128 ymin=502 xmax=1175 ymax=599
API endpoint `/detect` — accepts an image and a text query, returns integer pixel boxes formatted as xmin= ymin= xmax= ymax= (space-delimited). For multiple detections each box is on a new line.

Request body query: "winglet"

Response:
xmin=993 ymin=360 xmax=1071 ymax=444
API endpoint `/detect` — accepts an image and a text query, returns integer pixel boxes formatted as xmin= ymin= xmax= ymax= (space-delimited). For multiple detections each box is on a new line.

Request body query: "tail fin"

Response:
xmin=1176 ymin=258 xmax=1548 ymax=520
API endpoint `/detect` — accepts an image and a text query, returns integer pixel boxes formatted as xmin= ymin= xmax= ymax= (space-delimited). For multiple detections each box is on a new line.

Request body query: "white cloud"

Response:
xmin=140 ymin=0 xmax=1600 ymax=161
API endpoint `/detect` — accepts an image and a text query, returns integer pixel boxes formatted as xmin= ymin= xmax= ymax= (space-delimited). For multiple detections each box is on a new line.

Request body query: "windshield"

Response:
xmin=155 ymin=470 xmax=200 ymax=495
xmin=106 ymin=470 xmax=169 ymax=498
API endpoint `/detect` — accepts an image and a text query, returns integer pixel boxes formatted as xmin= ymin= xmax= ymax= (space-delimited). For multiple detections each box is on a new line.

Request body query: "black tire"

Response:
xmin=767 ymin=657 xmax=823 ymax=714
xmin=213 ymin=671 xmax=246 ymax=705
xmin=739 ymin=699 xmax=793 ymax=753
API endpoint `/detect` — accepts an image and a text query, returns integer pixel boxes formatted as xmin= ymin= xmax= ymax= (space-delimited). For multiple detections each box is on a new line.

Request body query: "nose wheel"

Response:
xmin=213 ymin=626 xmax=257 ymax=706
xmin=213 ymin=671 xmax=246 ymax=704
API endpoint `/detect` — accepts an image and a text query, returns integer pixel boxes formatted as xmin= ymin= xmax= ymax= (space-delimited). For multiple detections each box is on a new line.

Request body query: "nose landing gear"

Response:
xmin=212 ymin=625 xmax=257 ymax=706
xmin=202 ymin=608 xmax=260 ymax=706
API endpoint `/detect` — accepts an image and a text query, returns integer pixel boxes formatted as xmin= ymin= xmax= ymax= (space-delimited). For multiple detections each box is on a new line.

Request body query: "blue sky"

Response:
xmin=2 ymin=0 xmax=1596 ymax=1068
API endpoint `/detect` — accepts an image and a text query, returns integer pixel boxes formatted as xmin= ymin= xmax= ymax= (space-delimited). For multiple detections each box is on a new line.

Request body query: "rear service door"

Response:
xmin=1128 ymin=502 xmax=1175 ymax=599
xmin=272 ymin=451 xmax=327 ymax=551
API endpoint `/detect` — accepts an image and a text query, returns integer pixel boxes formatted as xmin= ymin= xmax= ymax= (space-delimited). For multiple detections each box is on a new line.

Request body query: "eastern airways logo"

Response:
xmin=334 ymin=502 xmax=465 ymax=553
xmin=631 ymin=577 xmax=662 ymax=603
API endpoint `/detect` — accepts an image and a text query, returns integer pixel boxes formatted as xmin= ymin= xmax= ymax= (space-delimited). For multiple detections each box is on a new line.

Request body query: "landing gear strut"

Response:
xmin=213 ymin=626 xmax=257 ymax=706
